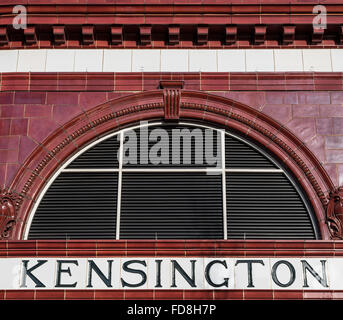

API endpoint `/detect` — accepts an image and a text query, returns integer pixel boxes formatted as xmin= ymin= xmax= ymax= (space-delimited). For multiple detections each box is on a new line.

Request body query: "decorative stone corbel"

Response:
xmin=160 ymin=80 xmax=183 ymax=121
xmin=0 ymin=187 xmax=18 ymax=239
xmin=326 ymin=187 xmax=343 ymax=239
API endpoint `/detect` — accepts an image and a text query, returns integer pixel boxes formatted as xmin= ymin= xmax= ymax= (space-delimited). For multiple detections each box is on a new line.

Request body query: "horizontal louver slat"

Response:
xmin=226 ymin=172 xmax=315 ymax=239
xmin=67 ymin=136 xmax=119 ymax=168
xmin=226 ymin=136 xmax=277 ymax=168
xmin=120 ymin=172 xmax=223 ymax=239
xmin=28 ymin=172 xmax=118 ymax=239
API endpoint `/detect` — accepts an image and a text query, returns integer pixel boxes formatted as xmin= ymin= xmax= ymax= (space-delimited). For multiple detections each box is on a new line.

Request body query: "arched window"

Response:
xmin=26 ymin=122 xmax=320 ymax=240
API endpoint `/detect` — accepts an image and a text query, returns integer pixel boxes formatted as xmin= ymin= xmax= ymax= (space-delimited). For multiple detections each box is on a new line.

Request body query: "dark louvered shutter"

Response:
xmin=226 ymin=135 xmax=277 ymax=168
xmin=226 ymin=172 xmax=315 ymax=239
xmin=120 ymin=172 xmax=223 ymax=239
xmin=28 ymin=122 xmax=319 ymax=240
xmin=28 ymin=172 xmax=118 ymax=239
xmin=67 ymin=136 xmax=120 ymax=169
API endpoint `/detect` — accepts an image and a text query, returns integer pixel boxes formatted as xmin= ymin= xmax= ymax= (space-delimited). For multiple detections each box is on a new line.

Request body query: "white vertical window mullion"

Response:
xmin=116 ymin=131 xmax=124 ymax=240
xmin=221 ymin=130 xmax=227 ymax=240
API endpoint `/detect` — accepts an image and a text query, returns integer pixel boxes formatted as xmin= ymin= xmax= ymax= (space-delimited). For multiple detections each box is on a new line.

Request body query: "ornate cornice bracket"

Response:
xmin=0 ymin=187 xmax=18 ymax=239
xmin=326 ymin=186 xmax=343 ymax=239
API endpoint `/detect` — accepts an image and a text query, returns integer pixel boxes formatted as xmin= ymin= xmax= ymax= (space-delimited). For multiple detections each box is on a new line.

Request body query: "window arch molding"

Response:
xmin=9 ymin=90 xmax=333 ymax=240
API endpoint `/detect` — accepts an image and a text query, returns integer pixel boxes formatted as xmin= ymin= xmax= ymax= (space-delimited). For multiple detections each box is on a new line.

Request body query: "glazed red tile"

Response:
xmin=214 ymin=290 xmax=244 ymax=300
xmin=273 ymin=290 xmax=303 ymax=300
xmin=5 ymin=163 xmax=21 ymax=186
xmin=1 ymin=74 xmax=29 ymax=91
xmin=185 ymin=240 xmax=216 ymax=250
xmin=28 ymin=118 xmax=60 ymax=143
xmin=316 ymin=118 xmax=333 ymax=135
xmin=94 ymin=290 xmax=125 ymax=300
xmin=293 ymin=105 xmax=319 ymax=118
xmin=244 ymin=290 xmax=274 ymax=300
xmin=125 ymin=290 xmax=154 ymax=300
xmin=185 ymin=250 xmax=217 ymax=257
xmin=0 ymin=149 xmax=18 ymax=164
xmin=0 ymin=119 xmax=11 ymax=136
xmin=10 ymin=118 xmax=28 ymax=136
xmin=126 ymin=240 xmax=156 ymax=249
xmin=330 ymin=92 xmax=343 ymax=104
xmin=1 ymin=105 xmax=25 ymax=118
xmin=0 ymin=92 xmax=14 ymax=105
xmin=18 ymin=136 xmax=38 ymax=164
xmin=5 ymin=290 xmax=35 ymax=300
xmin=36 ymin=290 xmax=65 ymax=300
xmin=65 ymin=290 xmax=94 ymax=300
xmin=14 ymin=92 xmax=46 ymax=105
xmin=303 ymin=291 xmax=333 ymax=300
xmin=58 ymin=73 xmax=87 ymax=91
xmin=29 ymin=74 xmax=58 ymax=91
xmin=155 ymin=290 xmax=184 ymax=300
xmin=47 ymin=92 xmax=79 ymax=106
xmin=184 ymin=290 xmax=214 ymax=300
xmin=52 ymin=103 xmax=84 ymax=125
xmin=24 ymin=104 xmax=52 ymax=118
xmin=79 ymin=92 xmax=108 ymax=109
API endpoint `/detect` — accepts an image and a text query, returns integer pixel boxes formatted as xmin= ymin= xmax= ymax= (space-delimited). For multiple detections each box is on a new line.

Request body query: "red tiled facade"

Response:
xmin=1 ymin=0 xmax=343 ymax=300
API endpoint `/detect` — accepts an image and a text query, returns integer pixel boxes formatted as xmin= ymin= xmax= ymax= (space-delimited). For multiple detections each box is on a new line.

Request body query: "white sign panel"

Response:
xmin=0 ymin=257 xmax=340 ymax=290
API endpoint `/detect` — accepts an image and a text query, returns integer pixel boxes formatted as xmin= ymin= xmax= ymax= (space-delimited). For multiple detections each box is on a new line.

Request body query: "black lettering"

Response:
xmin=87 ymin=260 xmax=113 ymax=288
xmin=271 ymin=260 xmax=296 ymax=287
xmin=301 ymin=260 xmax=328 ymax=288
xmin=205 ymin=260 xmax=229 ymax=288
xmin=155 ymin=260 xmax=163 ymax=288
xmin=121 ymin=260 xmax=147 ymax=288
xmin=171 ymin=260 xmax=196 ymax=288
xmin=55 ymin=260 xmax=79 ymax=288
xmin=20 ymin=260 xmax=47 ymax=288
xmin=235 ymin=260 xmax=265 ymax=288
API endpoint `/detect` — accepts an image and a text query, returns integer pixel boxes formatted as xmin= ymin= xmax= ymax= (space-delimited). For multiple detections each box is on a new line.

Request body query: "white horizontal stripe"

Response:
xmin=0 ymin=49 xmax=342 ymax=73
xmin=62 ymin=168 xmax=119 ymax=172
xmin=226 ymin=169 xmax=283 ymax=173
xmin=62 ymin=168 xmax=283 ymax=173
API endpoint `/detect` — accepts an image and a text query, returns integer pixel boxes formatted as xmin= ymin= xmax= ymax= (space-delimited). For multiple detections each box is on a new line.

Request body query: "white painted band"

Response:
xmin=0 ymin=49 xmax=342 ymax=73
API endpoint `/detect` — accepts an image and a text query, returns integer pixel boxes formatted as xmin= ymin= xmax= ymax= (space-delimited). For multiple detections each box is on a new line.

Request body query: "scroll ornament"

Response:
xmin=0 ymin=187 xmax=18 ymax=239
xmin=327 ymin=187 xmax=343 ymax=239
